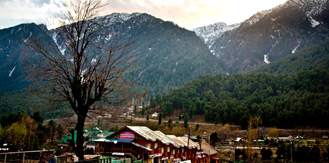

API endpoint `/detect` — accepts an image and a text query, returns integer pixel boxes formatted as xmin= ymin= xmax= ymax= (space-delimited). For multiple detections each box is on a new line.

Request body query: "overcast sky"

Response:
xmin=0 ymin=0 xmax=288 ymax=30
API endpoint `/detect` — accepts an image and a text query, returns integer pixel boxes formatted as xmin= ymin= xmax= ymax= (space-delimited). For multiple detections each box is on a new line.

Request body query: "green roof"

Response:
xmin=91 ymin=127 xmax=101 ymax=132
xmin=85 ymin=142 xmax=96 ymax=145
xmin=103 ymin=132 xmax=114 ymax=137
xmin=57 ymin=131 xmax=77 ymax=144
xmin=57 ymin=130 xmax=113 ymax=144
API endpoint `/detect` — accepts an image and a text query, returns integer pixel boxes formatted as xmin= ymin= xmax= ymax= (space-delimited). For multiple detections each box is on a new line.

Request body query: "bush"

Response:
xmin=84 ymin=148 xmax=94 ymax=154
xmin=261 ymin=148 xmax=273 ymax=160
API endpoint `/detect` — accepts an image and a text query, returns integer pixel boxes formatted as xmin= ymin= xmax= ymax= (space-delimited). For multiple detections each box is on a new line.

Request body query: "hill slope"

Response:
xmin=114 ymin=13 xmax=224 ymax=94
xmin=211 ymin=0 xmax=329 ymax=73
xmin=254 ymin=41 xmax=329 ymax=73
xmin=0 ymin=13 xmax=224 ymax=116
xmin=0 ymin=23 xmax=52 ymax=93
xmin=192 ymin=22 xmax=239 ymax=50
xmin=160 ymin=69 xmax=329 ymax=128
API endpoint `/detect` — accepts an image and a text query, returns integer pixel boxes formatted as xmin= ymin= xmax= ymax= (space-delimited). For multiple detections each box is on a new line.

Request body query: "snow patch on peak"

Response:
xmin=244 ymin=9 xmax=272 ymax=26
xmin=305 ymin=6 xmax=324 ymax=27
xmin=309 ymin=17 xmax=320 ymax=27
xmin=264 ymin=55 xmax=270 ymax=64
xmin=9 ymin=66 xmax=16 ymax=77
xmin=98 ymin=12 xmax=142 ymax=26
xmin=240 ymin=0 xmax=326 ymax=27
xmin=91 ymin=58 xmax=97 ymax=64
xmin=105 ymin=34 xmax=112 ymax=41
xmin=300 ymin=0 xmax=328 ymax=28
xmin=24 ymin=32 xmax=32 ymax=43
xmin=288 ymin=0 xmax=327 ymax=10
xmin=292 ymin=42 xmax=301 ymax=54
xmin=52 ymin=32 xmax=66 ymax=55
xmin=192 ymin=22 xmax=239 ymax=47
xmin=286 ymin=0 xmax=328 ymax=17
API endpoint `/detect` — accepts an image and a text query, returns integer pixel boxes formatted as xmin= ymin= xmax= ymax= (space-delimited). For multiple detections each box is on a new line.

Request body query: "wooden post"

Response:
xmin=187 ymin=127 xmax=190 ymax=147
xmin=22 ymin=152 xmax=25 ymax=163
xmin=290 ymin=142 xmax=293 ymax=163
xmin=4 ymin=154 xmax=6 ymax=163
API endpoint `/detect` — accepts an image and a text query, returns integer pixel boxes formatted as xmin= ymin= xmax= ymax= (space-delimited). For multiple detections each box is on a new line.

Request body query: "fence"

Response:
xmin=0 ymin=152 xmax=142 ymax=163
xmin=0 ymin=149 xmax=56 ymax=163
xmin=69 ymin=158 xmax=111 ymax=163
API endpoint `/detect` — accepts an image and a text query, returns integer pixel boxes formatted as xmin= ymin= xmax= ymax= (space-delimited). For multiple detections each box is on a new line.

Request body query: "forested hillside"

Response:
xmin=0 ymin=14 xmax=223 ymax=118
xmin=160 ymin=69 xmax=329 ymax=129
xmin=255 ymin=41 xmax=329 ymax=74
xmin=210 ymin=0 xmax=329 ymax=73
xmin=0 ymin=23 xmax=51 ymax=93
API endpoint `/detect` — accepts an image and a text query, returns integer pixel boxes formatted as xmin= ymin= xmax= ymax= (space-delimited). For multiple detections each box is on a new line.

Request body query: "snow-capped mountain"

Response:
xmin=0 ymin=23 xmax=53 ymax=93
xmin=97 ymin=12 xmax=142 ymax=25
xmin=50 ymin=13 xmax=145 ymax=57
xmin=287 ymin=0 xmax=328 ymax=27
xmin=239 ymin=0 xmax=328 ymax=30
xmin=192 ymin=22 xmax=239 ymax=50
xmin=0 ymin=13 xmax=223 ymax=96
xmin=210 ymin=0 xmax=329 ymax=73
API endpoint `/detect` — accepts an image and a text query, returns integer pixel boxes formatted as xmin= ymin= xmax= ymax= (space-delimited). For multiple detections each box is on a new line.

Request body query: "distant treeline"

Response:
xmin=158 ymin=69 xmax=329 ymax=129
xmin=0 ymin=110 xmax=64 ymax=151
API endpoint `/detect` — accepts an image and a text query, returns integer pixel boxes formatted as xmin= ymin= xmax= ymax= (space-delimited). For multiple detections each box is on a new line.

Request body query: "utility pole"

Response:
xmin=187 ymin=127 xmax=190 ymax=148
xmin=290 ymin=141 xmax=293 ymax=163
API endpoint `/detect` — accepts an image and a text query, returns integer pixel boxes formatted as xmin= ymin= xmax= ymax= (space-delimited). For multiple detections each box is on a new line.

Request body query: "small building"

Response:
xmin=85 ymin=127 xmax=113 ymax=150
xmin=200 ymin=141 xmax=218 ymax=162
xmin=152 ymin=112 xmax=159 ymax=118
xmin=57 ymin=126 xmax=113 ymax=151
xmin=57 ymin=131 xmax=76 ymax=150
xmin=94 ymin=126 xmax=211 ymax=163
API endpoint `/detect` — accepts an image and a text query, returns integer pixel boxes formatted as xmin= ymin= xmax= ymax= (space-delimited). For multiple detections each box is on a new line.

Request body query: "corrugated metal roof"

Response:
xmin=91 ymin=126 xmax=101 ymax=132
xmin=201 ymin=142 xmax=217 ymax=155
xmin=167 ymin=135 xmax=186 ymax=148
xmin=178 ymin=136 xmax=199 ymax=149
xmin=132 ymin=142 xmax=152 ymax=151
xmin=127 ymin=126 xmax=158 ymax=141
xmin=154 ymin=131 xmax=174 ymax=145
xmin=126 ymin=126 xmax=175 ymax=145
xmin=115 ymin=126 xmax=201 ymax=150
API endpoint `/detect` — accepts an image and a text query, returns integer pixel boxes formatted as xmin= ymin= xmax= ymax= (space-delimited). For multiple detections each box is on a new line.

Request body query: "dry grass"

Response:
xmin=129 ymin=120 xmax=228 ymax=137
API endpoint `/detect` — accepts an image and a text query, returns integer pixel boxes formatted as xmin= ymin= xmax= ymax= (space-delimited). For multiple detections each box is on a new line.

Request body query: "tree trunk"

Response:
xmin=76 ymin=114 xmax=86 ymax=161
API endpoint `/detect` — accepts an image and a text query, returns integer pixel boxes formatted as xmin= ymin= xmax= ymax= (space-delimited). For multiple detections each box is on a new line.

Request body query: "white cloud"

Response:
xmin=0 ymin=0 xmax=66 ymax=29
xmin=102 ymin=0 xmax=287 ymax=29
xmin=0 ymin=0 xmax=288 ymax=30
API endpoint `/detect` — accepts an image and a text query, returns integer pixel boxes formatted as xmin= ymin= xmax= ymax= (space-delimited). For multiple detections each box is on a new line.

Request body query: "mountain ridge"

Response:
xmin=192 ymin=22 xmax=239 ymax=51
xmin=0 ymin=13 xmax=223 ymax=96
xmin=209 ymin=0 xmax=329 ymax=73
xmin=254 ymin=41 xmax=329 ymax=74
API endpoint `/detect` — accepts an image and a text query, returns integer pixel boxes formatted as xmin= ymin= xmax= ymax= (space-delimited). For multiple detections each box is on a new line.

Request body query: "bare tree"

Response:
xmin=28 ymin=0 xmax=134 ymax=160
xmin=246 ymin=116 xmax=262 ymax=161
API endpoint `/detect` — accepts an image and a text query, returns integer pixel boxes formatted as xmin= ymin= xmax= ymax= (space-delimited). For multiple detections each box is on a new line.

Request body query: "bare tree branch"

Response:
xmin=26 ymin=0 xmax=136 ymax=160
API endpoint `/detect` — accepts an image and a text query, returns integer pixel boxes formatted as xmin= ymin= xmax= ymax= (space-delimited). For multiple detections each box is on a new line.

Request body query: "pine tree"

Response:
xmin=158 ymin=113 xmax=162 ymax=125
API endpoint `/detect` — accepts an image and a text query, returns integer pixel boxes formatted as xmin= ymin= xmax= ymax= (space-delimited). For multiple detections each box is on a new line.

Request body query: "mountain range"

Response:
xmin=1 ymin=0 xmax=329 ymax=117
xmin=0 ymin=13 xmax=223 ymax=110
xmin=192 ymin=22 xmax=239 ymax=51
xmin=202 ymin=0 xmax=329 ymax=73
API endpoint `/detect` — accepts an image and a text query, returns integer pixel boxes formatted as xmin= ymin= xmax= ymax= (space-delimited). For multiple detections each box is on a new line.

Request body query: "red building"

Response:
xmin=200 ymin=142 xmax=218 ymax=163
xmin=94 ymin=126 xmax=217 ymax=163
